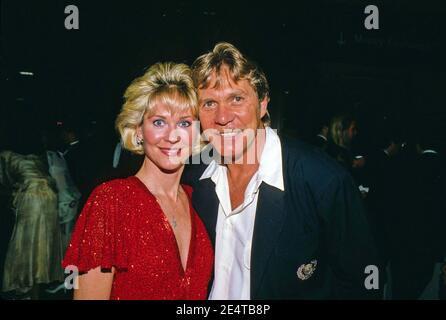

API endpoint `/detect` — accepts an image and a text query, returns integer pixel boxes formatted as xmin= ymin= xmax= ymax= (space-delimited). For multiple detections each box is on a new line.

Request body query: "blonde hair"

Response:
xmin=115 ymin=62 xmax=198 ymax=155
xmin=191 ymin=42 xmax=271 ymax=126
xmin=329 ymin=114 xmax=355 ymax=148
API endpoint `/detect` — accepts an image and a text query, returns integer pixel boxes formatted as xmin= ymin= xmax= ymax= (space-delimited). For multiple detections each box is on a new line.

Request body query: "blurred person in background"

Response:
xmin=327 ymin=114 xmax=358 ymax=172
xmin=0 ymin=128 xmax=64 ymax=299
xmin=311 ymin=121 xmax=329 ymax=151
xmin=389 ymin=131 xmax=445 ymax=299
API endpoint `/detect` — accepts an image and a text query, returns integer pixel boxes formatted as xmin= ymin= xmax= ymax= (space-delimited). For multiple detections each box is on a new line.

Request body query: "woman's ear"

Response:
xmin=136 ymin=124 xmax=143 ymax=140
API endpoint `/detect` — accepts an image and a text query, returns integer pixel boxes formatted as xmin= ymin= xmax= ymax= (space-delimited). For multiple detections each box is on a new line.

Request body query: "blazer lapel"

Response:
xmin=192 ymin=178 xmax=219 ymax=247
xmin=251 ymin=182 xmax=286 ymax=298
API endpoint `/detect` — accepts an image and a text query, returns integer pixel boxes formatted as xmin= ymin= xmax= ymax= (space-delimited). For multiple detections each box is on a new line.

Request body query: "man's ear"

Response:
xmin=259 ymin=95 xmax=269 ymax=119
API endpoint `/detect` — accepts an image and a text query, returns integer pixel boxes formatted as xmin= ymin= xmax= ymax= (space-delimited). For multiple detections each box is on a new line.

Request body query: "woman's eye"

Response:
xmin=153 ymin=119 xmax=165 ymax=127
xmin=178 ymin=120 xmax=192 ymax=128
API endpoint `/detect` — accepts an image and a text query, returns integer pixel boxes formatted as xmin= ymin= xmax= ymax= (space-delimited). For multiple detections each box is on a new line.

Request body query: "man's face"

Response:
xmin=344 ymin=121 xmax=358 ymax=146
xmin=198 ymin=66 xmax=268 ymax=162
xmin=348 ymin=121 xmax=358 ymax=140
xmin=388 ymin=142 xmax=401 ymax=157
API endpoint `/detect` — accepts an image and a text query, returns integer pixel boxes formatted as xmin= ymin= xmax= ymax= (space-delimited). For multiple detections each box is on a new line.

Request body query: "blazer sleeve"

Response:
xmin=317 ymin=172 xmax=381 ymax=299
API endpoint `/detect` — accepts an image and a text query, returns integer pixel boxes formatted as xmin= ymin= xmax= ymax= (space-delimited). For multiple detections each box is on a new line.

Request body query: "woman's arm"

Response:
xmin=74 ymin=267 xmax=115 ymax=300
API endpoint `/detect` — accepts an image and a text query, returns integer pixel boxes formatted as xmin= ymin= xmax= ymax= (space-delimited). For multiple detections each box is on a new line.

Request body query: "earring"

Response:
xmin=136 ymin=137 xmax=144 ymax=145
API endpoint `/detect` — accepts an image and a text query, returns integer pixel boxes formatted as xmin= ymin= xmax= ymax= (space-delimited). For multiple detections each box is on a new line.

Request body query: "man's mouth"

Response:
xmin=218 ymin=129 xmax=243 ymax=138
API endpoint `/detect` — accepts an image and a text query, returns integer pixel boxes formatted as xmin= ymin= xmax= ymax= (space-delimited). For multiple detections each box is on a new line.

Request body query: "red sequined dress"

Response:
xmin=62 ymin=176 xmax=214 ymax=300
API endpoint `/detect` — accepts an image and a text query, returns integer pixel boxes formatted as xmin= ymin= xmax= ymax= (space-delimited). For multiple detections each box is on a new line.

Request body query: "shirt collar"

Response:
xmin=317 ymin=134 xmax=327 ymax=141
xmin=199 ymin=127 xmax=284 ymax=192
xmin=200 ymin=157 xmax=219 ymax=180
xmin=70 ymin=140 xmax=80 ymax=146
xmin=258 ymin=127 xmax=284 ymax=191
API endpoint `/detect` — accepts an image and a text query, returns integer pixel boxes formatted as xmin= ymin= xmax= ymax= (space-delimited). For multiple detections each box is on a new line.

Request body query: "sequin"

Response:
xmin=62 ymin=176 xmax=214 ymax=300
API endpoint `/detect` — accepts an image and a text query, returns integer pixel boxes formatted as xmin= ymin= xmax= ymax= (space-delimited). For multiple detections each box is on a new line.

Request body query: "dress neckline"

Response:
xmin=130 ymin=175 xmax=195 ymax=275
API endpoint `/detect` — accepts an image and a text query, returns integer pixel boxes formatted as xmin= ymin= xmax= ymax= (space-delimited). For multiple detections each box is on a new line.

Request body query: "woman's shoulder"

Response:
xmin=90 ymin=176 xmax=139 ymax=199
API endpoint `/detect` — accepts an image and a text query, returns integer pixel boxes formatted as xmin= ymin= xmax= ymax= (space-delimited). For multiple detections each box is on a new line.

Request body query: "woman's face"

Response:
xmin=137 ymin=102 xmax=196 ymax=172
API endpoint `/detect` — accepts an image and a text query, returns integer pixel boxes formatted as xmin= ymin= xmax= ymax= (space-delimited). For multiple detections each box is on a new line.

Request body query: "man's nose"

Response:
xmin=214 ymin=105 xmax=233 ymax=126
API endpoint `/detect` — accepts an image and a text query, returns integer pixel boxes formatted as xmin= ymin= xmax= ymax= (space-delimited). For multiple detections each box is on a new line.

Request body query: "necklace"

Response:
xmin=153 ymin=190 xmax=182 ymax=229
xmin=135 ymin=175 xmax=182 ymax=229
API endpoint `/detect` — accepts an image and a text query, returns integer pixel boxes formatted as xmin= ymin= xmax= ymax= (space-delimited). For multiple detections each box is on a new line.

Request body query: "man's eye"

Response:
xmin=203 ymin=101 xmax=215 ymax=108
xmin=153 ymin=119 xmax=165 ymax=127
xmin=233 ymin=96 xmax=243 ymax=103
xmin=178 ymin=120 xmax=191 ymax=128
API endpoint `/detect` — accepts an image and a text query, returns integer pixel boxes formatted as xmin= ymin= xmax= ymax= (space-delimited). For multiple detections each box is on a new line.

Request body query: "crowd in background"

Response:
xmin=0 ymin=113 xmax=444 ymax=300
xmin=308 ymin=114 xmax=446 ymax=299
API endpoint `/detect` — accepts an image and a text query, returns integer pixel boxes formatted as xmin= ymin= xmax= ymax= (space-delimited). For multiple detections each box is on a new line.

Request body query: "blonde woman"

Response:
xmin=327 ymin=114 xmax=358 ymax=170
xmin=62 ymin=62 xmax=213 ymax=300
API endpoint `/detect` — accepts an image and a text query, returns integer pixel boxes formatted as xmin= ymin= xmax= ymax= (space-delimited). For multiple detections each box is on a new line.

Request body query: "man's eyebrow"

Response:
xmin=198 ymin=97 xmax=216 ymax=103
xmin=230 ymin=89 xmax=247 ymax=95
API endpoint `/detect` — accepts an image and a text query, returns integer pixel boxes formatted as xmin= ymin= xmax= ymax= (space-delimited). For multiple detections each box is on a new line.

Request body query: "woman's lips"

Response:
xmin=159 ymin=148 xmax=181 ymax=156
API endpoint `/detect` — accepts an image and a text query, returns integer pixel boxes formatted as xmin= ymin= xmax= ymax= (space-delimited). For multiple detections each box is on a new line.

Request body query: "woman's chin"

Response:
xmin=157 ymin=159 xmax=184 ymax=173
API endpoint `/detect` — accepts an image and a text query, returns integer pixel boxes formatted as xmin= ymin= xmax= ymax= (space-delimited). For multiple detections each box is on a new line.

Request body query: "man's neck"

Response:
xmin=227 ymin=162 xmax=260 ymax=184
xmin=226 ymin=128 xmax=266 ymax=184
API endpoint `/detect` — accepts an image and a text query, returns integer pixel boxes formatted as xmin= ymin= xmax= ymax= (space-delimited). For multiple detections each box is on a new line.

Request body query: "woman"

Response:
xmin=0 ymin=149 xmax=64 ymax=299
xmin=62 ymin=62 xmax=213 ymax=300
xmin=326 ymin=114 xmax=358 ymax=171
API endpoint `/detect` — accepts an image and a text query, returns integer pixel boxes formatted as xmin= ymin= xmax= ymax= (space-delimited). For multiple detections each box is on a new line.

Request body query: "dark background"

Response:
xmin=1 ymin=0 xmax=445 ymax=151
xmin=0 ymin=0 xmax=445 ymax=299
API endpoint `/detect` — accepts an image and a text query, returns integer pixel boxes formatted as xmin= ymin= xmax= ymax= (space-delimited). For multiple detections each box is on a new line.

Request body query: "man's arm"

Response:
xmin=317 ymin=172 xmax=381 ymax=299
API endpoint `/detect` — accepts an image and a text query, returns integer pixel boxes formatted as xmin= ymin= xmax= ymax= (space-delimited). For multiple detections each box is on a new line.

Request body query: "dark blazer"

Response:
xmin=183 ymin=137 xmax=380 ymax=299
xmin=412 ymin=151 xmax=445 ymax=259
xmin=311 ymin=135 xmax=328 ymax=151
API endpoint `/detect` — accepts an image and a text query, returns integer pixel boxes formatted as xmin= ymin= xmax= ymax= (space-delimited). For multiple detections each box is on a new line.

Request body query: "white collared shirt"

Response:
xmin=200 ymin=127 xmax=284 ymax=300
xmin=422 ymin=149 xmax=438 ymax=155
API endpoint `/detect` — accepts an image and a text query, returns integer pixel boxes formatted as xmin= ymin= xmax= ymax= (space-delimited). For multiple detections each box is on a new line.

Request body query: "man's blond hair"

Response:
xmin=191 ymin=42 xmax=271 ymax=126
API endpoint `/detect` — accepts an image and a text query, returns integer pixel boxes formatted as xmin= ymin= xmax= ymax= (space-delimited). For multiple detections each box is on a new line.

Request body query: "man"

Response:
xmin=311 ymin=123 xmax=329 ymax=151
xmin=390 ymin=135 xmax=445 ymax=299
xmin=364 ymin=133 xmax=405 ymax=297
xmin=326 ymin=114 xmax=358 ymax=172
xmin=184 ymin=42 xmax=379 ymax=299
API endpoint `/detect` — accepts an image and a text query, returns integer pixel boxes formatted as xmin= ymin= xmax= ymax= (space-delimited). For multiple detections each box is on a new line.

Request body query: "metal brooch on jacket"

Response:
xmin=297 ymin=260 xmax=318 ymax=280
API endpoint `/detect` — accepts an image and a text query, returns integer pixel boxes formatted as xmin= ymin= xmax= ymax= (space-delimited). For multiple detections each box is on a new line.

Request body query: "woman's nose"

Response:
xmin=165 ymin=126 xmax=181 ymax=144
